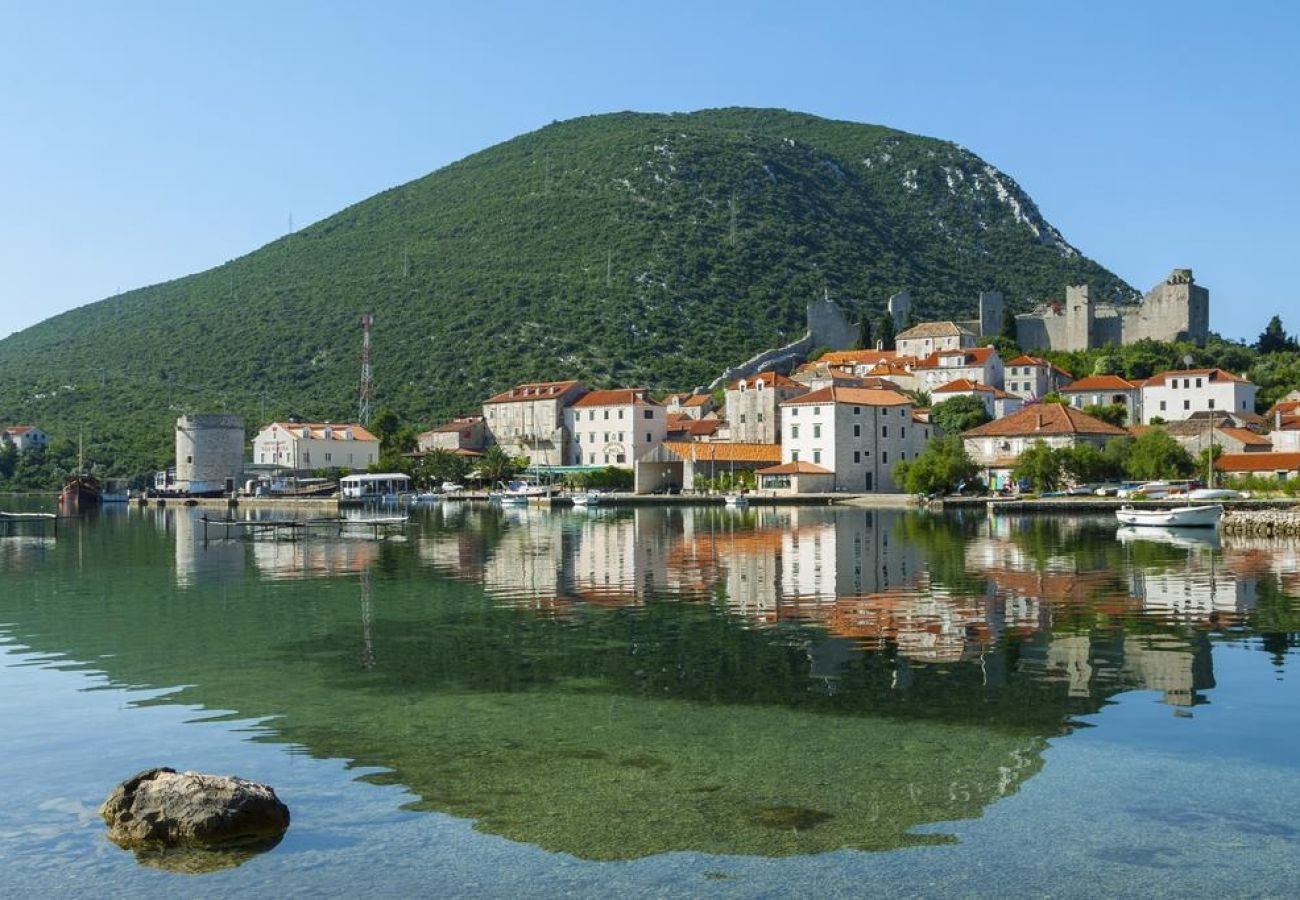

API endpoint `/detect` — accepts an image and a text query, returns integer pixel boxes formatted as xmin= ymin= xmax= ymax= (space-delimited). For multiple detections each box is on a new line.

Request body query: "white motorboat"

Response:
xmin=723 ymin=493 xmax=750 ymax=507
xmin=571 ymin=491 xmax=603 ymax=507
xmin=1188 ymin=488 xmax=1245 ymax=501
xmin=1115 ymin=504 xmax=1223 ymax=528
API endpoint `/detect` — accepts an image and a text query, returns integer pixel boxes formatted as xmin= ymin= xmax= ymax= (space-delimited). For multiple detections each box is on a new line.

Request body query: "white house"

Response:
xmin=1 ymin=426 xmax=51 ymax=452
xmin=1140 ymin=368 xmax=1257 ymax=424
xmin=758 ymin=386 xmax=933 ymax=493
xmin=565 ymin=388 xmax=666 ymax=468
xmin=482 ymin=380 xmax=587 ymax=467
xmin=1004 ymin=355 xmax=1073 ymax=401
xmin=932 ymin=379 xmax=1024 ymax=420
xmin=962 ymin=404 xmax=1129 ymax=491
xmin=914 ymin=347 xmax=1004 ymax=392
xmin=1060 ymin=374 xmax=1143 ymax=426
xmin=252 ymin=422 xmax=379 ymax=473
xmin=896 ymin=321 xmax=977 ymax=359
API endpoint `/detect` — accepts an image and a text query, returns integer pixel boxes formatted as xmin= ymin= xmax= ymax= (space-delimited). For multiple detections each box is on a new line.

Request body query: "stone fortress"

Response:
xmin=887 ymin=268 xmax=1210 ymax=352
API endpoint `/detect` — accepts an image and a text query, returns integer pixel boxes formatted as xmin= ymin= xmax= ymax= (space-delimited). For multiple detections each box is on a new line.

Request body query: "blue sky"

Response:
xmin=1 ymin=1 xmax=1296 ymax=341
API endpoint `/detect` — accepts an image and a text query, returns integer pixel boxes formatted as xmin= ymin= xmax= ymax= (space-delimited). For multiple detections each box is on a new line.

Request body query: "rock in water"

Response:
xmin=100 ymin=768 xmax=290 ymax=852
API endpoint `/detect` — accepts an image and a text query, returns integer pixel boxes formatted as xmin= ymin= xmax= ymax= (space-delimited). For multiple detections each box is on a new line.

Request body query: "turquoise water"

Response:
xmin=0 ymin=503 xmax=1296 ymax=896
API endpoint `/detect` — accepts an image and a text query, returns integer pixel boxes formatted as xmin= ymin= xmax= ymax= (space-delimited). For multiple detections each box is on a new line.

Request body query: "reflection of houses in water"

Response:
xmin=251 ymin=537 xmax=378 ymax=580
xmin=1020 ymin=631 xmax=1214 ymax=708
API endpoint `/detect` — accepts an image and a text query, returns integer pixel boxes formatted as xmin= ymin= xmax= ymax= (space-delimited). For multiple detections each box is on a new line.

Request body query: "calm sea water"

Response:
xmin=0 ymin=502 xmax=1297 ymax=897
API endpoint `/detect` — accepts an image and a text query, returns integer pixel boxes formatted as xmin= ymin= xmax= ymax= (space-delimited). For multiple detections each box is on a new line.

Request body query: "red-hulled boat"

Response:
xmin=60 ymin=473 xmax=102 ymax=508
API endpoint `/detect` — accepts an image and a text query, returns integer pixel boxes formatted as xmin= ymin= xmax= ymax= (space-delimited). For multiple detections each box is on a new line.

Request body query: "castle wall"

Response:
xmin=887 ymin=290 xmax=911 ymax=331
xmin=979 ymin=291 xmax=1004 ymax=338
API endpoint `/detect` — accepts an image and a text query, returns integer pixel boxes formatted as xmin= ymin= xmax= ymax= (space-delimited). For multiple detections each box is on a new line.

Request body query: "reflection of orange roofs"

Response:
xmin=984 ymin=567 xmax=1128 ymax=606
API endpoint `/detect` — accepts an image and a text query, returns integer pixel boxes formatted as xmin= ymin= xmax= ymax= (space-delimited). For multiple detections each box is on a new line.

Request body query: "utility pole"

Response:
xmin=358 ymin=314 xmax=375 ymax=426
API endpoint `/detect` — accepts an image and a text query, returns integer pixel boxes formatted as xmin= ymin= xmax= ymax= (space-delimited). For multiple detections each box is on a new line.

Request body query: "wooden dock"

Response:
xmin=0 ymin=511 xmax=59 ymax=536
xmin=200 ymin=515 xmax=409 ymax=542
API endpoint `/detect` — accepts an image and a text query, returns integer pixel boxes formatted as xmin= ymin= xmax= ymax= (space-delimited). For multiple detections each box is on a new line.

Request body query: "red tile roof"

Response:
xmin=932 ymin=378 xmax=1016 ymax=399
xmin=1219 ymin=427 xmax=1272 ymax=447
xmin=915 ymin=347 xmax=999 ymax=369
xmin=756 ymin=461 xmax=834 ymax=475
xmin=962 ymin=404 xmax=1128 ymax=438
xmin=730 ymin=371 xmax=803 ymax=390
xmin=819 ymin=349 xmax=898 ymax=366
xmin=782 ymin=385 xmax=913 ymax=408
xmin=484 ymin=380 xmax=583 ymax=404
xmin=1216 ymin=452 xmax=1300 ymax=473
xmin=1062 ymin=374 xmax=1139 ymax=392
xmin=1006 ymin=355 xmax=1072 ymax=379
xmin=264 ymin=422 xmax=378 ymax=442
xmin=571 ymin=388 xmax=657 ymax=408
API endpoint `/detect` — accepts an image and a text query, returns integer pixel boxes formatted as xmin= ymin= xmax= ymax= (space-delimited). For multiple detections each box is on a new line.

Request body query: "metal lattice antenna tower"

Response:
xmin=358 ymin=314 xmax=375 ymax=425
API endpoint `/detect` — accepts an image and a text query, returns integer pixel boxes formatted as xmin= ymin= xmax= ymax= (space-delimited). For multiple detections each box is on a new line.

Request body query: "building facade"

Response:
xmin=1003 ymin=355 xmax=1072 ymax=401
xmin=176 ymin=414 xmax=244 ymax=494
xmin=914 ymin=347 xmax=1004 ymax=393
xmin=0 ymin=426 xmax=50 ymax=452
xmin=252 ymin=422 xmax=379 ymax=473
xmin=418 ymin=416 xmax=488 ymax=454
xmin=896 ymin=321 xmax=977 ymax=359
xmin=725 ymin=372 xmax=808 ymax=444
xmin=1060 ymin=375 xmax=1143 ymax=426
xmin=962 ymin=405 xmax=1129 ymax=491
xmin=565 ymin=389 xmax=666 ymax=467
xmin=1140 ymin=369 xmax=1257 ymax=424
xmin=482 ymin=380 xmax=587 ymax=467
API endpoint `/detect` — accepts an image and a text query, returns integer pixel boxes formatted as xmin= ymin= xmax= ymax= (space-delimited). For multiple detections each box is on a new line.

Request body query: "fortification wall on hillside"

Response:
xmin=708 ymin=298 xmax=857 ymax=391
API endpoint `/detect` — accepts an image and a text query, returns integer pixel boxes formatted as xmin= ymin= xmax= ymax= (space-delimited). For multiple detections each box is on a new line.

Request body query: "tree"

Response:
xmin=1083 ymin=403 xmax=1127 ymax=427
xmin=1126 ymin=428 xmax=1195 ymax=481
xmin=931 ymin=394 xmax=992 ymax=435
xmin=478 ymin=445 xmax=524 ymax=485
xmin=895 ymin=435 xmax=979 ymax=496
xmin=369 ymin=408 xmax=402 ymax=447
xmin=1092 ymin=355 xmax=1117 ymax=376
xmin=1103 ymin=435 xmax=1135 ymax=475
xmin=420 ymin=448 xmax=471 ymax=486
xmin=1000 ymin=306 xmax=1019 ymax=344
xmin=856 ymin=316 xmax=873 ymax=350
xmin=1058 ymin=443 xmax=1123 ymax=484
xmin=1256 ymin=315 xmax=1298 ymax=355
xmin=876 ymin=313 xmax=896 ymax=351
xmin=1013 ymin=440 xmax=1063 ymax=493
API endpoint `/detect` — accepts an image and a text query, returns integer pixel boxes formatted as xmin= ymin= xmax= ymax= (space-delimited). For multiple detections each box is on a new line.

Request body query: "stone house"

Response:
xmin=1060 ymin=374 xmax=1143 ymax=426
xmin=1216 ymin=452 xmax=1300 ymax=482
xmin=482 ymin=380 xmax=587 ymax=467
xmin=252 ymin=422 xmax=379 ymax=474
xmin=1004 ymin=355 xmax=1073 ymax=401
xmin=417 ymin=415 xmax=488 ymax=454
xmin=1140 ymin=369 xmax=1257 ymax=425
xmin=914 ymin=347 xmax=1004 ymax=393
xmin=634 ymin=441 xmax=782 ymax=494
xmin=932 ymin=379 xmax=1023 ymax=420
xmin=664 ymin=393 xmax=715 ymax=420
xmin=758 ymin=386 xmax=932 ymax=493
xmin=896 ymin=321 xmax=977 ymax=359
xmin=962 ymin=404 xmax=1129 ymax=491
xmin=725 ymin=372 xmax=808 ymax=444
xmin=565 ymin=388 xmax=666 ymax=468
xmin=1 ymin=425 xmax=51 ymax=452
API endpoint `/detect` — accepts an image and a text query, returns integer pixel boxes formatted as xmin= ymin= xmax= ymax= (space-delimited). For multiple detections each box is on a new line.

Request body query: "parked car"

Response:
xmin=1065 ymin=484 xmax=1097 ymax=496
xmin=1093 ymin=483 xmax=1123 ymax=497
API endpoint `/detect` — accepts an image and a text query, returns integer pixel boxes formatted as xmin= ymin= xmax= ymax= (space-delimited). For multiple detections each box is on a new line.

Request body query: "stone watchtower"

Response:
xmin=978 ymin=291 xmax=1004 ymax=338
xmin=1064 ymin=284 xmax=1095 ymax=352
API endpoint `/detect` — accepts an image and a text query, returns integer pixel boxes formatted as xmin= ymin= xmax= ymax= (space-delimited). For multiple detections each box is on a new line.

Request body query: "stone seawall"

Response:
xmin=1222 ymin=509 xmax=1300 ymax=536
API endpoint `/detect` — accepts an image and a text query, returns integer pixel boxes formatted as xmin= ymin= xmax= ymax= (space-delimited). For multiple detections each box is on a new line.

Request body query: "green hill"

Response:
xmin=0 ymin=107 xmax=1131 ymax=477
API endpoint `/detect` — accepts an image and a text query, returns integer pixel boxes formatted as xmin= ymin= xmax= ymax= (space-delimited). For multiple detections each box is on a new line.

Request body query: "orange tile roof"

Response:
xmin=756 ymin=461 xmax=835 ymax=475
xmin=672 ymin=419 xmax=721 ymax=437
xmin=782 ymin=385 xmax=912 ymax=408
xmin=915 ymin=347 xmax=999 ymax=369
xmin=660 ymin=441 xmax=782 ymax=463
xmin=1216 ymin=452 xmax=1300 ymax=473
xmin=1006 ymin=355 xmax=1072 ymax=378
xmin=932 ymin=378 xmax=1015 ymax=399
xmin=1062 ymin=374 xmax=1139 ymax=392
xmin=730 ymin=371 xmax=802 ymax=390
xmin=571 ymin=388 xmax=656 ymax=408
xmin=484 ymin=380 xmax=583 ymax=404
xmin=1220 ymin=427 xmax=1272 ymax=447
xmin=962 ymin=404 xmax=1128 ymax=438
xmin=819 ymin=349 xmax=898 ymax=366
xmin=683 ymin=394 xmax=712 ymax=407
xmin=266 ymin=422 xmax=378 ymax=442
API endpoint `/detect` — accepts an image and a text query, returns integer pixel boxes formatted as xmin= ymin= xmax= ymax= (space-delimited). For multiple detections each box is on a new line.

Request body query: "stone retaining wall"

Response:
xmin=1222 ymin=509 xmax=1300 ymax=536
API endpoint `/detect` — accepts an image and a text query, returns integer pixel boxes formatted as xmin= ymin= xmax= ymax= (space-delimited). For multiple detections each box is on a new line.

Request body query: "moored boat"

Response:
xmin=723 ymin=493 xmax=749 ymax=507
xmin=1115 ymin=504 xmax=1222 ymax=528
xmin=60 ymin=473 xmax=102 ymax=508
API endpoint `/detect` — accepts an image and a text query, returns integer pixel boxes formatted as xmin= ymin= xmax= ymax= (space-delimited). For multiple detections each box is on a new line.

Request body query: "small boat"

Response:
xmin=1188 ymin=488 xmax=1245 ymax=501
xmin=1115 ymin=504 xmax=1222 ymax=528
xmin=413 ymin=492 xmax=440 ymax=503
xmin=571 ymin=491 xmax=602 ymax=507
xmin=723 ymin=493 xmax=749 ymax=507
xmin=493 ymin=481 xmax=551 ymax=505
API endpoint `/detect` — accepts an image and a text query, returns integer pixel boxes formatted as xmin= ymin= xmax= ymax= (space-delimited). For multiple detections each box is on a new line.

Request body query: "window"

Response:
xmin=882 ymin=451 xmax=889 ymax=464
xmin=901 ymin=427 xmax=906 ymax=439
xmin=740 ymin=414 xmax=747 ymax=424
xmin=1196 ymin=378 xmax=1203 ymax=388
xmin=813 ymin=424 xmax=821 ymax=439
xmin=616 ymin=454 xmax=625 ymax=463
xmin=756 ymin=380 xmax=765 ymax=392
xmin=644 ymin=432 xmax=651 ymax=443
xmin=792 ymin=425 xmax=800 ymax=439
xmin=604 ymin=410 xmax=610 ymax=420
xmin=853 ymin=450 xmax=861 ymax=464
xmin=791 ymin=450 xmax=800 ymax=461
xmin=853 ymin=424 xmax=861 ymax=437
xmin=757 ymin=413 xmax=764 ymax=422
xmin=1160 ymin=400 xmax=1167 ymax=411
xmin=1184 ymin=400 xmax=1191 ymax=410
xmin=588 ymin=411 xmax=594 ymax=421
xmin=814 ymin=406 xmax=821 ymax=416
xmin=589 ymin=453 xmax=596 ymax=464
xmin=882 ymin=425 xmax=888 ymax=438
xmin=1208 ymin=399 xmax=1216 ymax=409
xmin=618 ymin=409 xmax=624 ymax=419
xmin=325 ymin=452 xmax=331 ymax=463
xmin=791 ymin=408 xmax=799 ymax=417
xmin=575 ymin=434 xmax=581 ymax=444
xmin=853 ymin=406 xmax=861 ymax=415
xmin=813 ymin=450 xmax=821 ymax=464
xmin=186 ymin=455 xmax=192 ymax=464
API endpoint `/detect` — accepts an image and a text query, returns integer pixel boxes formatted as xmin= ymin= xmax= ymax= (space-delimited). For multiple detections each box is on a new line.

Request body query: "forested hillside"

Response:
xmin=0 ymin=107 xmax=1130 ymax=477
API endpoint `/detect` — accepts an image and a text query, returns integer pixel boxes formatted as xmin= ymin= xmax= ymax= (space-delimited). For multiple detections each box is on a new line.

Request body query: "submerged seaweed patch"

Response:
xmin=748 ymin=806 xmax=833 ymax=831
